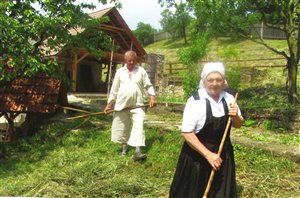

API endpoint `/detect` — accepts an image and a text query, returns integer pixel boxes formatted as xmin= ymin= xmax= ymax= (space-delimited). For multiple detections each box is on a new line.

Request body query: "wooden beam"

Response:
xmin=72 ymin=54 xmax=78 ymax=91
xmin=110 ymin=9 xmax=146 ymax=56
xmin=77 ymin=52 xmax=89 ymax=63
xmin=103 ymin=52 xmax=124 ymax=62
xmin=117 ymin=32 xmax=131 ymax=49
xmin=70 ymin=52 xmax=89 ymax=92
xmin=99 ymin=24 xmax=125 ymax=32
xmin=98 ymin=26 xmax=120 ymax=34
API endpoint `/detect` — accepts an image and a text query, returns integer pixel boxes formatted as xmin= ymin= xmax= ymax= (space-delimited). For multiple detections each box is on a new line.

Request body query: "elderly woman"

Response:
xmin=169 ymin=62 xmax=244 ymax=198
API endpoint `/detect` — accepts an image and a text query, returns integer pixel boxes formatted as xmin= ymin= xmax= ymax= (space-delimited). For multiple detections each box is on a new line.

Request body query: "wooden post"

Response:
xmin=169 ymin=63 xmax=173 ymax=75
xmin=107 ymin=39 xmax=115 ymax=98
xmin=71 ymin=54 xmax=78 ymax=92
xmin=3 ymin=113 xmax=19 ymax=141
xmin=260 ymin=21 xmax=264 ymax=39
xmin=71 ymin=52 xmax=88 ymax=92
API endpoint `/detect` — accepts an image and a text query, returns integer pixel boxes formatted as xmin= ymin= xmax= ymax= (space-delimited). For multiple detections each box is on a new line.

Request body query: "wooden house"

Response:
xmin=0 ymin=7 xmax=147 ymax=141
xmin=60 ymin=7 xmax=147 ymax=93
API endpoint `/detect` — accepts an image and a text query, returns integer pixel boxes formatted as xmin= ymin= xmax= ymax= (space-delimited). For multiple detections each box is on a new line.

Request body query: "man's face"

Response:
xmin=125 ymin=54 xmax=137 ymax=70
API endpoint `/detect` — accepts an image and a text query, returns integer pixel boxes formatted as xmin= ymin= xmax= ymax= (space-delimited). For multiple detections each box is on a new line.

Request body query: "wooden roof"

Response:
xmin=68 ymin=7 xmax=146 ymax=62
xmin=0 ymin=76 xmax=61 ymax=113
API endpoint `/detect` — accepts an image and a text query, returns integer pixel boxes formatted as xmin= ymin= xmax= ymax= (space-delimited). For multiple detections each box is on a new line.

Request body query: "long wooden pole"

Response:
xmin=202 ymin=93 xmax=239 ymax=198
xmin=107 ymin=39 xmax=115 ymax=99
xmin=64 ymin=104 xmax=150 ymax=120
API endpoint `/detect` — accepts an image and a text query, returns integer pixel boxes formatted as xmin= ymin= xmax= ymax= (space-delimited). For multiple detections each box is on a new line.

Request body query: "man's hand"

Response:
xmin=104 ymin=104 xmax=112 ymax=114
xmin=149 ymin=95 xmax=155 ymax=107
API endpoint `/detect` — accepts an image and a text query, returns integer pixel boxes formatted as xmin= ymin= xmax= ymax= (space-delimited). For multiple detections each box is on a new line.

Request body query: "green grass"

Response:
xmin=234 ymin=126 xmax=300 ymax=146
xmin=0 ymin=37 xmax=299 ymax=197
xmin=146 ymin=37 xmax=288 ymax=63
xmin=0 ymin=115 xmax=299 ymax=197
xmin=155 ymin=95 xmax=185 ymax=104
xmin=146 ymin=37 xmax=300 ymax=132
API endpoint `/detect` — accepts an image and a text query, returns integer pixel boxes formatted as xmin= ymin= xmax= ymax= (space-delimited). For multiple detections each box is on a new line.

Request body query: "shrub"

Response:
xmin=178 ymin=32 xmax=209 ymax=98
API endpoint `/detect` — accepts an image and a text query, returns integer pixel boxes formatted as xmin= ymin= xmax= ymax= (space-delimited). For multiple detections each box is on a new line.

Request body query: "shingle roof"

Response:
xmin=67 ymin=7 xmax=146 ymax=59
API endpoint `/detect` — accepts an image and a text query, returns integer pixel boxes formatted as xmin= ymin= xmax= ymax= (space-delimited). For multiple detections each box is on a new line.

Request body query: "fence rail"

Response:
xmin=151 ymin=57 xmax=300 ymax=98
xmin=153 ymin=24 xmax=288 ymax=43
xmin=162 ymin=58 xmax=296 ymax=75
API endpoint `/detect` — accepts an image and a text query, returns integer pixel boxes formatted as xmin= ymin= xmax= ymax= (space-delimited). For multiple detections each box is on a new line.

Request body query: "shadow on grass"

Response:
xmin=239 ymin=85 xmax=299 ymax=132
xmin=162 ymin=39 xmax=189 ymax=49
xmin=215 ymin=37 xmax=248 ymax=45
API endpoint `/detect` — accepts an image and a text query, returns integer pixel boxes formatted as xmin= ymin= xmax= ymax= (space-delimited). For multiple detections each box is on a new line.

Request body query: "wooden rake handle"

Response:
xmin=63 ymin=104 xmax=150 ymax=120
xmin=202 ymin=93 xmax=239 ymax=198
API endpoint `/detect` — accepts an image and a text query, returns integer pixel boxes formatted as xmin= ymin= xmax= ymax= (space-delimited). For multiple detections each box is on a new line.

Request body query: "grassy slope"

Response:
xmin=0 ymin=38 xmax=300 ymax=197
xmin=146 ymin=37 xmax=288 ymax=62
xmin=146 ymin=37 xmax=300 ymax=130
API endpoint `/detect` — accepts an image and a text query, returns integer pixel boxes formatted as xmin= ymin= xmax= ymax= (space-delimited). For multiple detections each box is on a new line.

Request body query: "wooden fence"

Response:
xmin=164 ymin=58 xmax=289 ymax=75
xmin=153 ymin=24 xmax=288 ymax=43
xmin=155 ymin=57 xmax=298 ymax=97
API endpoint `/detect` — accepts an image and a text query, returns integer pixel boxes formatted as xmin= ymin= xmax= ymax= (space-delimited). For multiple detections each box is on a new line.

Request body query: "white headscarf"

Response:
xmin=199 ymin=62 xmax=228 ymax=88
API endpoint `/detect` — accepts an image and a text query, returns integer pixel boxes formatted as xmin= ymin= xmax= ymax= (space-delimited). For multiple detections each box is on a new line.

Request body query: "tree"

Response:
xmin=133 ymin=22 xmax=157 ymax=46
xmin=159 ymin=1 xmax=192 ymax=44
xmin=0 ymin=0 xmax=119 ymax=83
xmin=160 ymin=9 xmax=176 ymax=38
xmin=173 ymin=2 xmax=191 ymax=44
xmin=160 ymin=0 xmax=300 ymax=103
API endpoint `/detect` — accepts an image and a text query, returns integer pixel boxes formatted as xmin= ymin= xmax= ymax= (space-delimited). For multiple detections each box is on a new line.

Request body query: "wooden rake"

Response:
xmin=202 ymin=93 xmax=239 ymax=198
xmin=62 ymin=104 xmax=150 ymax=120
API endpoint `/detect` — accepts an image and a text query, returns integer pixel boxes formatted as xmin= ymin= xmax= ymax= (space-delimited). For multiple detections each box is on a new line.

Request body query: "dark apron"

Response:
xmin=169 ymin=98 xmax=237 ymax=198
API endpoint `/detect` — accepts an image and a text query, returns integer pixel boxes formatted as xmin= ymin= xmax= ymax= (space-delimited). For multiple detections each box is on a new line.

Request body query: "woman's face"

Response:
xmin=204 ymin=72 xmax=225 ymax=98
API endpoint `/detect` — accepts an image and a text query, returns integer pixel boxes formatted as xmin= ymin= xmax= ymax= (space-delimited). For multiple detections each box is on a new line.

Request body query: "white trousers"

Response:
xmin=111 ymin=108 xmax=145 ymax=147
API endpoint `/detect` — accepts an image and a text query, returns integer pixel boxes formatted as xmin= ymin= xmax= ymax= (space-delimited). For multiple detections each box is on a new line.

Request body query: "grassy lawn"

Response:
xmin=0 ymin=37 xmax=299 ymax=197
xmin=0 ymin=113 xmax=299 ymax=197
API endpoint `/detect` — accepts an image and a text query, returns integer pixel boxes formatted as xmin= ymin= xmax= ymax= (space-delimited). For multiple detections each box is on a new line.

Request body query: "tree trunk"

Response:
xmin=183 ymin=27 xmax=187 ymax=45
xmin=287 ymin=58 xmax=299 ymax=103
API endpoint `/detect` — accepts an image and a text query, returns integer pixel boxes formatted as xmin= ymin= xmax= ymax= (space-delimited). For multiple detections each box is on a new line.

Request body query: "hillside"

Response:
xmin=146 ymin=37 xmax=300 ymax=132
xmin=145 ymin=37 xmax=288 ymax=63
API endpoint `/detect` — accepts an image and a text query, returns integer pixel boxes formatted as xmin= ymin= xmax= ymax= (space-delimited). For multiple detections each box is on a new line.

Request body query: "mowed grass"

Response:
xmin=0 ymin=114 xmax=299 ymax=197
xmin=0 ymin=37 xmax=299 ymax=198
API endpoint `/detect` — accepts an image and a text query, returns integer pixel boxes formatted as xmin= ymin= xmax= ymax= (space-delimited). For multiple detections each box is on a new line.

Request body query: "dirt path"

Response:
xmin=67 ymin=96 xmax=300 ymax=164
xmin=145 ymin=113 xmax=300 ymax=164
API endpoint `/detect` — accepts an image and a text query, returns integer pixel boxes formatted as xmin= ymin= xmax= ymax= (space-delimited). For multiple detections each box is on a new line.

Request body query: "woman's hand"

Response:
xmin=205 ymin=152 xmax=223 ymax=171
xmin=229 ymin=101 xmax=244 ymax=128
xmin=228 ymin=102 xmax=238 ymax=117
xmin=182 ymin=132 xmax=223 ymax=171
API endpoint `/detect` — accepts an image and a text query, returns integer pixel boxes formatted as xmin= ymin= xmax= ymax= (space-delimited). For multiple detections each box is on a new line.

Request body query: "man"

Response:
xmin=104 ymin=50 xmax=155 ymax=161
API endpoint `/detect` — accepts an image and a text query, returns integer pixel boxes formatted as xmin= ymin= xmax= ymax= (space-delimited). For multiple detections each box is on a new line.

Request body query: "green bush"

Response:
xmin=178 ymin=32 xmax=209 ymax=98
xmin=226 ymin=65 xmax=241 ymax=91
xmin=182 ymin=65 xmax=200 ymax=99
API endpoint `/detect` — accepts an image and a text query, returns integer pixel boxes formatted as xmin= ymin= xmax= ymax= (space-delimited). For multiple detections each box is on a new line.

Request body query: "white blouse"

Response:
xmin=181 ymin=88 xmax=242 ymax=133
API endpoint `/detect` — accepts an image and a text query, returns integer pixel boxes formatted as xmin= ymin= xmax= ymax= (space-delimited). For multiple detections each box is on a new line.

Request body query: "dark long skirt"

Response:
xmin=169 ymin=141 xmax=237 ymax=198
